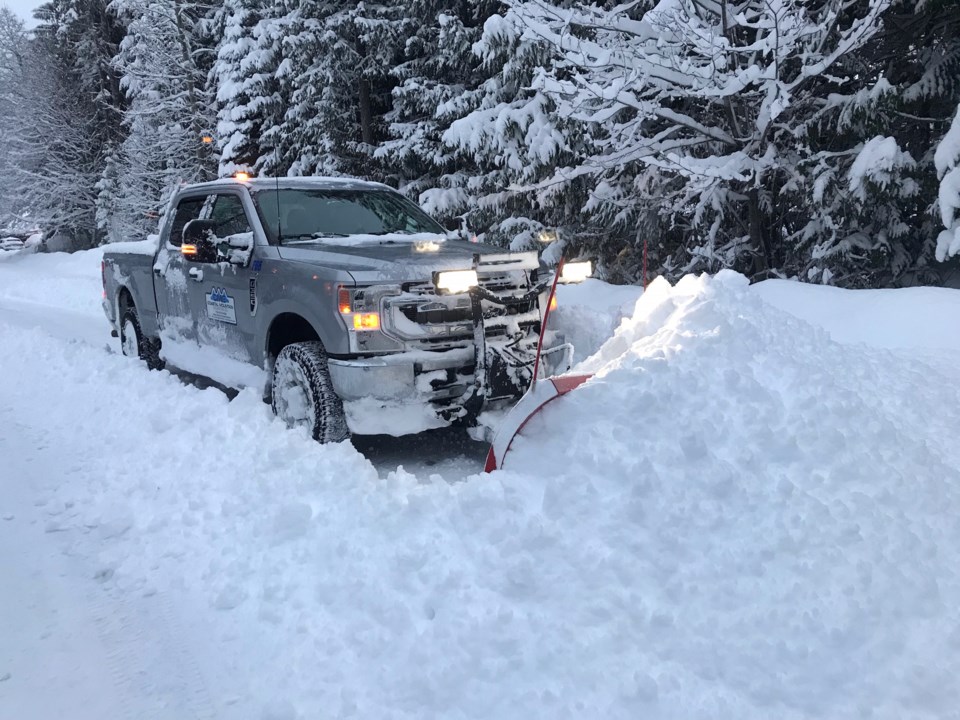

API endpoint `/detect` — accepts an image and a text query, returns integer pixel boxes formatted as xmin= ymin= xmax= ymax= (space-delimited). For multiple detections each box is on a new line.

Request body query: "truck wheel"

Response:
xmin=271 ymin=341 xmax=349 ymax=443
xmin=120 ymin=307 xmax=163 ymax=370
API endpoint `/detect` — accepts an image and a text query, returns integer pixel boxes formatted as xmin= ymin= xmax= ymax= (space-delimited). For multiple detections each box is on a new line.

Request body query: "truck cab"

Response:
xmin=102 ymin=176 xmax=585 ymax=441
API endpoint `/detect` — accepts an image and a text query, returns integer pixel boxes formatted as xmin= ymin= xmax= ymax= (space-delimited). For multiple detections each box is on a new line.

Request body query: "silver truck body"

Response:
xmin=101 ymin=177 xmax=571 ymax=435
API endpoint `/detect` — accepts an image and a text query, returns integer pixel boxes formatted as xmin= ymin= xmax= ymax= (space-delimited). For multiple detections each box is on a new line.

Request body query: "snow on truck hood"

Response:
xmin=277 ymin=237 xmax=513 ymax=278
xmin=282 ymin=231 xmax=448 ymax=248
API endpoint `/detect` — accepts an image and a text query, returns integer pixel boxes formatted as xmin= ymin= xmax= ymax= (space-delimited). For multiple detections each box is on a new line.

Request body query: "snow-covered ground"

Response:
xmin=2 ymin=247 xmax=960 ymax=719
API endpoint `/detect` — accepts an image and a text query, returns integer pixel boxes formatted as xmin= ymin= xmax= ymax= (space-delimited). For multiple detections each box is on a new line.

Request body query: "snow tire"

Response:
xmin=271 ymin=341 xmax=349 ymax=444
xmin=120 ymin=306 xmax=163 ymax=371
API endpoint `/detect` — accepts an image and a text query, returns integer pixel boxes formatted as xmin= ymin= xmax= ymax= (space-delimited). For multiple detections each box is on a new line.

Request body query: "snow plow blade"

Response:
xmin=484 ymin=374 xmax=592 ymax=472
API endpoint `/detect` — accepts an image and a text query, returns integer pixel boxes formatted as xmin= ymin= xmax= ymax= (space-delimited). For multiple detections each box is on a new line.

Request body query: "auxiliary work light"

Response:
xmin=434 ymin=269 xmax=478 ymax=294
xmin=559 ymin=261 xmax=592 ymax=284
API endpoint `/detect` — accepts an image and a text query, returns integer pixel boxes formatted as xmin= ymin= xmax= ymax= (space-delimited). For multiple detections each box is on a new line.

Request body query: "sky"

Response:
xmin=3 ymin=0 xmax=41 ymax=27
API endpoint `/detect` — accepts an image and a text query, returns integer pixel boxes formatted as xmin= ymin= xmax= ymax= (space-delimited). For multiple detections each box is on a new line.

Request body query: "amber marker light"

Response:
xmin=201 ymin=135 xmax=214 ymax=144
xmin=234 ymin=171 xmax=251 ymax=182
xmin=181 ymin=243 xmax=198 ymax=256
xmin=353 ymin=313 xmax=380 ymax=331
xmin=338 ymin=286 xmax=352 ymax=314
xmin=549 ymin=295 xmax=558 ymax=311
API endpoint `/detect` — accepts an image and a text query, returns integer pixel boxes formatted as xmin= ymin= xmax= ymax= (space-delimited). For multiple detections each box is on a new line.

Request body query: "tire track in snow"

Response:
xmin=1 ymin=393 xmax=219 ymax=720
xmin=89 ymin=587 xmax=219 ymax=720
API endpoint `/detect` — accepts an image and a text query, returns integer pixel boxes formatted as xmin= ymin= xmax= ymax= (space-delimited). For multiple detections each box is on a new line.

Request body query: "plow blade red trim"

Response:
xmin=483 ymin=374 xmax=592 ymax=472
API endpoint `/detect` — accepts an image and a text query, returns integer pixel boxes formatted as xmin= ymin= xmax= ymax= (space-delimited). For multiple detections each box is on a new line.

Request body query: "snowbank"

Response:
xmin=0 ymin=245 xmax=105 ymax=318
xmin=506 ymin=271 xmax=960 ymax=718
xmin=754 ymin=278 xmax=960 ymax=351
xmin=553 ymin=277 xmax=643 ymax=362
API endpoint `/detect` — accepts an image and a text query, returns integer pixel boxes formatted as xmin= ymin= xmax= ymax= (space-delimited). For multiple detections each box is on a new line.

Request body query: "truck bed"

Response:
xmin=101 ymin=236 xmax=161 ymax=336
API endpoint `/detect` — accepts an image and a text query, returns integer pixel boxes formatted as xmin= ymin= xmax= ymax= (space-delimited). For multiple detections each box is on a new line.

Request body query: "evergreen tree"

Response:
xmin=0 ymin=8 xmax=28 ymax=228
xmin=214 ymin=0 xmax=288 ymax=175
xmin=106 ymin=0 xmax=219 ymax=242
xmin=8 ymin=0 xmax=126 ymax=249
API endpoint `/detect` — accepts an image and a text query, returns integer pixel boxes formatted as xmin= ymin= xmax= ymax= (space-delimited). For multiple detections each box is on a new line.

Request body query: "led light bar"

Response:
xmin=560 ymin=260 xmax=592 ymax=284
xmin=434 ymin=269 xmax=478 ymax=294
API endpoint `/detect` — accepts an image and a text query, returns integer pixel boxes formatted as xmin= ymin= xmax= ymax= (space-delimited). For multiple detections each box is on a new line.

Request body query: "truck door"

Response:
xmin=154 ymin=193 xmax=210 ymax=346
xmin=186 ymin=191 xmax=259 ymax=367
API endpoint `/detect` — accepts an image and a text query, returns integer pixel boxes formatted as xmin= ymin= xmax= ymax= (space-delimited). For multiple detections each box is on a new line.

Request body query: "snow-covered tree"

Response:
xmin=214 ymin=0 xmax=289 ymax=175
xmin=105 ymin=0 xmax=219 ymax=242
xmin=376 ymin=2 xmax=499 ymax=203
xmin=7 ymin=0 xmax=127 ymax=249
xmin=0 ymin=8 xmax=28 ymax=227
xmin=275 ymin=0 xmax=407 ymax=177
xmin=394 ymin=2 xmax=592 ymax=249
xmin=481 ymin=0 xmax=897 ymax=282
xmin=935 ymin=106 xmax=960 ymax=262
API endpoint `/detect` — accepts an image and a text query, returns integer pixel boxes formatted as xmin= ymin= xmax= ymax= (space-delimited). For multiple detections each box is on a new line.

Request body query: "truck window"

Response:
xmin=209 ymin=194 xmax=253 ymax=237
xmin=167 ymin=196 xmax=208 ymax=247
xmin=252 ymin=189 xmax=445 ymax=244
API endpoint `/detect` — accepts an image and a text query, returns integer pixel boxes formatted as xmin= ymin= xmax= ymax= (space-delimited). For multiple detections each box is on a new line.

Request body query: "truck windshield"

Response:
xmin=252 ymin=188 xmax=446 ymax=245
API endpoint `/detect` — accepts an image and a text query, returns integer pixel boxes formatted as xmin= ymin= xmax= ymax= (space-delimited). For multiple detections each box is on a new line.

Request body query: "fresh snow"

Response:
xmin=754 ymin=279 xmax=960 ymax=351
xmin=2 ymin=250 xmax=960 ymax=719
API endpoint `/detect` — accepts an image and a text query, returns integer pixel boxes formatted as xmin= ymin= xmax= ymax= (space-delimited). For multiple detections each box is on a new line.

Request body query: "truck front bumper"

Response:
xmin=327 ymin=347 xmax=474 ymax=403
xmin=327 ymin=338 xmax=573 ymax=435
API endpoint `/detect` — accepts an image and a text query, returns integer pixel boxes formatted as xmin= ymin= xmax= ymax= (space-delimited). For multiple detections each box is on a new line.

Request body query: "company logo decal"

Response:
xmin=206 ymin=286 xmax=237 ymax=324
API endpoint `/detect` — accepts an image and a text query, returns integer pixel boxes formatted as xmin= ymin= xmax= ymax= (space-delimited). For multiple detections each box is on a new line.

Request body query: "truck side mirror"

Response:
xmin=443 ymin=217 xmax=463 ymax=234
xmin=181 ymin=219 xmax=219 ymax=263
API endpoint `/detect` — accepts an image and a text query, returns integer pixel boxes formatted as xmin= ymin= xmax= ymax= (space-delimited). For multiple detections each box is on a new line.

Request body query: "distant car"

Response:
xmin=0 ymin=229 xmax=42 ymax=253
xmin=0 ymin=236 xmax=25 ymax=252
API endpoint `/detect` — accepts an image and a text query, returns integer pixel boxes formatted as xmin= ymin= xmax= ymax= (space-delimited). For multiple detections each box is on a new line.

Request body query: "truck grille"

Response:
xmin=385 ymin=251 xmax=542 ymax=346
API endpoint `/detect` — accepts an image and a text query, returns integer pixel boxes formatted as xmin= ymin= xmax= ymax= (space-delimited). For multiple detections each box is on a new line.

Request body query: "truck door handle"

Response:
xmin=188 ymin=267 xmax=203 ymax=282
xmin=153 ymin=267 xmax=162 ymax=276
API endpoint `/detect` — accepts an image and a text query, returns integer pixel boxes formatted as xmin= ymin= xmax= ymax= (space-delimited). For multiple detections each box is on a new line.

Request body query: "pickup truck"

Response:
xmin=101 ymin=176 xmax=588 ymax=442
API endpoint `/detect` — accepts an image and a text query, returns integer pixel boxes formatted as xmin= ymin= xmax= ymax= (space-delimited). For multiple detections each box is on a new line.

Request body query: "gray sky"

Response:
xmin=2 ymin=0 xmax=42 ymax=27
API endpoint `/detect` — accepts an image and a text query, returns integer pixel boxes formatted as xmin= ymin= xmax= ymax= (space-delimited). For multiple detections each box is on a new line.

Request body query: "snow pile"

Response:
xmin=0 ymin=246 xmax=105 ymax=318
xmin=504 ymin=271 xmax=960 ymax=718
xmin=553 ymin=278 xmax=643 ymax=362
xmin=754 ymin=278 xmax=960 ymax=351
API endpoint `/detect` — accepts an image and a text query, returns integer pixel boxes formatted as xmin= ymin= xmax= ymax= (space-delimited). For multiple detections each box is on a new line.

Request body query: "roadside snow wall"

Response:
xmin=505 ymin=270 xmax=960 ymax=719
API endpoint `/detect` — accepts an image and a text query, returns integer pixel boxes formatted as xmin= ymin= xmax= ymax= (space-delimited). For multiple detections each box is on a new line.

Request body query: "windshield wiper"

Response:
xmin=282 ymin=232 xmax=349 ymax=245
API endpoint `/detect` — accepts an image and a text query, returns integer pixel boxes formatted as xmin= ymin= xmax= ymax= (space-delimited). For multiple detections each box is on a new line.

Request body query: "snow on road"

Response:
xmin=2 ymin=248 xmax=960 ymax=719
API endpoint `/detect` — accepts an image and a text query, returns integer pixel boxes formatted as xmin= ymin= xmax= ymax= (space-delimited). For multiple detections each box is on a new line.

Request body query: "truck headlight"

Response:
xmin=434 ymin=269 xmax=478 ymax=294
xmin=560 ymin=260 xmax=592 ymax=283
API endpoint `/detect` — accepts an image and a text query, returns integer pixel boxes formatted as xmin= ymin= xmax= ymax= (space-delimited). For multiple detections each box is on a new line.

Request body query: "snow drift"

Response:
xmin=506 ymin=271 xmax=960 ymax=718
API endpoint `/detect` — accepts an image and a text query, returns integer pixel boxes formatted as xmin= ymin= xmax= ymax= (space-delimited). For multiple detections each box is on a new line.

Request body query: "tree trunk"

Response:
xmin=748 ymin=188 xmax=771 ymax=277
xmin=358 ymin=77 xmax=375 ymax=147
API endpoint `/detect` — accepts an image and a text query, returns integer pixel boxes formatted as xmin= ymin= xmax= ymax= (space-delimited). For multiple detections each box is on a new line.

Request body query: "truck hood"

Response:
xmin=277 ymin=239 xmax=530 ymax=284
